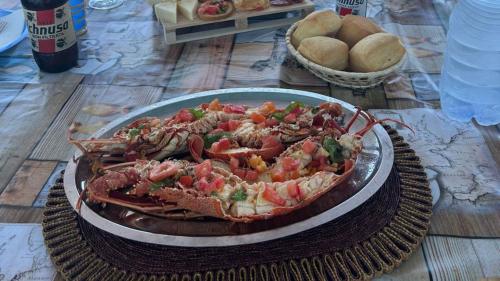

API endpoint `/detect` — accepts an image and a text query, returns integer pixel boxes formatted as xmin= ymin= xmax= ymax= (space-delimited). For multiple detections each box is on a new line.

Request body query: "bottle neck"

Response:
xmin=21 ymin=0 xmax=69 ymax=11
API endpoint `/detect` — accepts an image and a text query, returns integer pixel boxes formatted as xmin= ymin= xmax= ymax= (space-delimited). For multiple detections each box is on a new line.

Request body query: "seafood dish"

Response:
xmin=70 ymin=99 xmax=405 ymax=223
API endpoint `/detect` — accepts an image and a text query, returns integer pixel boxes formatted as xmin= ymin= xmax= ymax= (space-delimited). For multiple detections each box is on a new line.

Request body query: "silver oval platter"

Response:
xmin=64 ymin=88 xmax=394 ymax=247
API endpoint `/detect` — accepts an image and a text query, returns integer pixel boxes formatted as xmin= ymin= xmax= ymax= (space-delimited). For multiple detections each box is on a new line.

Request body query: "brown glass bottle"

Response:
xmin=21 ymin=0 xmax=78 ymax=73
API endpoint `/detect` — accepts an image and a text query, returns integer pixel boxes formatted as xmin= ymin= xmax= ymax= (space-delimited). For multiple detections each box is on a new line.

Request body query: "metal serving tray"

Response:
xmin=64 ymin=88 xmax=394 ymax=247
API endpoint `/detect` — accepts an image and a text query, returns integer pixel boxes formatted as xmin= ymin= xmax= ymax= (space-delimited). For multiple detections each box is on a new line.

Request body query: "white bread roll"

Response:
xmin=298 ymin=36 xmax=349 ymax=71
xmin=349 ymin=33 xmax=406 ymax=72
xmin=336 ymin=15 xmax=383 ymax=48
xmin=291 ymin=10 xmax=342 ymax=48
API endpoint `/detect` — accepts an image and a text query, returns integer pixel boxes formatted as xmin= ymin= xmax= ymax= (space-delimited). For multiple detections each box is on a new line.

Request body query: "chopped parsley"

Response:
xmin=231 ymin=188 xmax=247 ymax=201
xmin=271 ymin=111 xmax=285 ymax=121
xmin=323 ymin=137 xmax=344 ymax=164
xmin=311 ymin=106 xmax=320 ymax=114
xmin=189 ymin=108 xmax=205 ymax=120
xmin=128 ymin=128 xmax=140 ymax=139
xmin=211 ymin=191 xmax=218 ymax=197
xmin=203 ymin=132 xmax=232 ymax=149
xmin=285 ymin=101 xmax=304 ymax=113
xmin=149 ymin=178 xmax=175 ymax=191
xmin=271 ymin=101 xmax=304 ymax=121
xmin=137 ymin=124 xmax=145 ymax=130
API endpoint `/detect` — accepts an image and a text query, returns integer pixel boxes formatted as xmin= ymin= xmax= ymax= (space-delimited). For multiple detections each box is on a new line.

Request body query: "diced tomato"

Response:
xmin=271 ymin=168 xmax=286 ymax=182
xmin=263 ymin=185 xmax=286 ymax=206
xmin=208 ymin=99 xmax=222 ymax=111
xmin=302 ymin=140 xmax=317 ymax=154
xmin=214 ymin=138 xmax=231 ymax=152
xmin=194 ymin=160 xmax=212 ymax=179
xmin=250 ymin=112 xmax=266 ymax=123
xmin=265 ymin=118 xmax=279 ymax=127
xmin=290 ymin=106 xmax=302 ymax=115
xmin=282 ymin=157 xmax=300 ymax=172
xmin=284 ymin=113 xmax=297 ymax=123
xmin=177 ymin=109 xmax=194 ymax=122
xmin=260 ymin=101 xmax=276 ymax=114
xmin=223 ymin=104 xmax=246 ymax=114
xmin=179 ymin=175 xmax=193 ymax=187
xmin=197 ymin=177 xmax=211 ymax=191
xmin=204 ymin=5 xmax=219 ymax=14
xmin=261 ymin=135 xmax=281 ymax=149
xmin=228 ymin=120 xmax=241 ymax=131
xmin=210 ymin=142 xmax=218 ymax=152
xmin=312 ymin=115 xmax=324 ymax=127
xmin=234 ymin=168 xmax=246 ymax=179
xmin=245 ymin=170 xmax=259 ymax=181
xmin=229 ymin=157 xmax=239 ymax=170
xmin=211 ymin=176 xmax=225 ymax=189
xmin=287 ymin=181 xmax=301 ymax=199
xmin=218 ymin=121 xmax=230 ymax=131
xmin=201 ymin=103 xmax=209 ymax=110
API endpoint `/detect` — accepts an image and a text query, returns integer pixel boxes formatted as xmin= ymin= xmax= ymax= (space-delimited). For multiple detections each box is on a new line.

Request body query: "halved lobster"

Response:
xmin=73 ymin=101 xmax=409 ymax=222
xmin=69 ymin=100 xmax=343 ymax=164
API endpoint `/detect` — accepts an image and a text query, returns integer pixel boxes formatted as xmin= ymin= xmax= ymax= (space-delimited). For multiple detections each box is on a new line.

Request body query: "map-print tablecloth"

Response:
xmin=0 ymin=0 xmax=499 ymax=280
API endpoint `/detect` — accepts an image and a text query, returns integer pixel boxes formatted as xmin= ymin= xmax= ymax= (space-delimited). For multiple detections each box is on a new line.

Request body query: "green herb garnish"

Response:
xmin=284 ymin=101 xmax=304 ymax=113
xmin=323 ymin=137 xmax=344 ymax=164
xmin=128 ymin=128 xmax=140 ymax=139
xmin=203 ymin=132 xmax=232 ymax=149
xmin=149 ymin=178 xmax=175 ymax=191
xmin=231 ymin=188 xmax=247 ymax=201
xmin=137 ymin=124 xmax=145 ymax=130
xmin=272 ymin=101 xmax=304 ymax=121
xmin=311 ymin=106 xmax=320 ymax=114
xmin=271 ymin=111 xmax=285 ymax=121
xmin=211 ymin=191 xmax=218 ymax=197
xmin=189 ymin=108 xmax=205 ymax=120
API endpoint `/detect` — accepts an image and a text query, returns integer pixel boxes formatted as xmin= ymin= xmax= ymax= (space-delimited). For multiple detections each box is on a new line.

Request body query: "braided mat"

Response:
xmin=42 ymin=126 xmax=432 ymax=281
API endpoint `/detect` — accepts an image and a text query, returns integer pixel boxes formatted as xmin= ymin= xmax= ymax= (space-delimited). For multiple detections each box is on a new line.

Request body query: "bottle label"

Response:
xmin=23 ymin=3 xmax=76 ymax=54
xmin=335 ymin=0 xmax=367 ymax=16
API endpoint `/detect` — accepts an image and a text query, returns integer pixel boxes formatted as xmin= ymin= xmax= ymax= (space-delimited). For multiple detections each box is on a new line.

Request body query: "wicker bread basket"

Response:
xmin=286 ymin=21 xmax=407 ymax=89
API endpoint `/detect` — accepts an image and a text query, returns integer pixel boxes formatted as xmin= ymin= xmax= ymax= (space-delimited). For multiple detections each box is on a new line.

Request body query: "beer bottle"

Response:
xmin=21 ymin=0 xmax=78 ymax=73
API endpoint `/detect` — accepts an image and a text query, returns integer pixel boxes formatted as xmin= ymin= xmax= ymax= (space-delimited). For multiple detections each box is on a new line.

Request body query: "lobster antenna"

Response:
xmin=356 ymin=118 xmax=415 ymax=136
xmin=344 ymin=107 xmax=363 ymax=132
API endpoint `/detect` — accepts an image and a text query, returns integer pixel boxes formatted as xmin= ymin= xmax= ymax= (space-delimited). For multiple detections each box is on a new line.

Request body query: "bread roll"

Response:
xmin=291 ymin=10 xmax=342 ymax=48
xmin=349 ymin=33 xmax=406 ymax=72
xmin=234 ymin=0 xmax=270 ymax=11
xmin=336 ymin=15 xmax=383 ymax=48
xmin=298 ymin=36 xmax=348 ymax=70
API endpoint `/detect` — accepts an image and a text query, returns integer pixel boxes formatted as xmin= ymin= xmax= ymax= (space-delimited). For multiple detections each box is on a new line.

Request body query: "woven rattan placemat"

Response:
xmin=42 ymin=126 xmax=432 ymax=281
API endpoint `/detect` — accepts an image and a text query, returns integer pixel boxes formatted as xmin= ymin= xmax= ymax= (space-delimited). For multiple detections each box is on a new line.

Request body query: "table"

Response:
xmin=0 ymin=0 xmax=499 ymax=280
